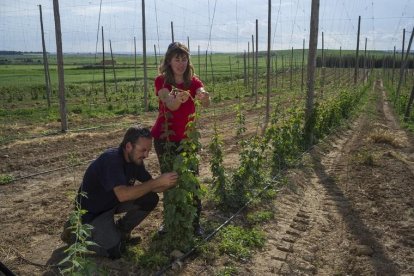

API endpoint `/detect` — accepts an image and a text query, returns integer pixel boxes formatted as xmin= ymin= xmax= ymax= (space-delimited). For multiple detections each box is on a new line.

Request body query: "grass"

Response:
xmin=247 ymin=210 xmax=275 ymax=225
xmin=125 ymin=245 xmax=169 ymax=270
xmin=216 ymin=225 xmax=265 ymax=261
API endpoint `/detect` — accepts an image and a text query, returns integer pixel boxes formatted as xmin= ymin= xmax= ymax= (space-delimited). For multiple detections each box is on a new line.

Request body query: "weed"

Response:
xmin=0 ymin=174 xmax=14 ymax=185
xmin=125 ymin=246 xmax=169 ymax=270
xmin=217 ymin=225 xmax=265 ymax=261
xmin=353 ymin=150 xmax=377 ymax=166
xmin=216 ymin=265 xmax=238 ymax=276
xmin=247 ymin=210 xmax=274 ymax=225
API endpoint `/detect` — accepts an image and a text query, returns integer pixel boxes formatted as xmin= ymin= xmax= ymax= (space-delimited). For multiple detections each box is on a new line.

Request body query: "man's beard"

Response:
xmin=128 ymin=151 xmax=143 ymax=166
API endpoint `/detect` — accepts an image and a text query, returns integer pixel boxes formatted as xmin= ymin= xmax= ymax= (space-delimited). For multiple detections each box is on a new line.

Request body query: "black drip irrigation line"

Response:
xmin=0 ymin=121 xmax=132 ymax=146
xmin=9 ymin=159 xmax=95 ymax=184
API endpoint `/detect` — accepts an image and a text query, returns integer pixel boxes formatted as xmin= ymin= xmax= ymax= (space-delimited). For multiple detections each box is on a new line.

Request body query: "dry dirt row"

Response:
xmin=0 ymin=97 xmax=261 ymax=275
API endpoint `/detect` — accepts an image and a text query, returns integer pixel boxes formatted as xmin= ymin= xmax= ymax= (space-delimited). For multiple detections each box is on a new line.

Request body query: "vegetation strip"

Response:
xmin=155 ymin=175 xmax=283 ymax=276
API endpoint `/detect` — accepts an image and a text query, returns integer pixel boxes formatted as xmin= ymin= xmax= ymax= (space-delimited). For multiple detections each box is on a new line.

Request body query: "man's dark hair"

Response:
xmin=120 ymin=126 xmax=152 ymax=149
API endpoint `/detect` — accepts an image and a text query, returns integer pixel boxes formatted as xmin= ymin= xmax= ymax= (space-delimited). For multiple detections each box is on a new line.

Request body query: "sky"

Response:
xmin=0 ymin=0 xmax=413 ymax=54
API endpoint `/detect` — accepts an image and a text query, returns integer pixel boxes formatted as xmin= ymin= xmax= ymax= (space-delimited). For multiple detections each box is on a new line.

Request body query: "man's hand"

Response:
xmin=152 ymin=172 xmax=179 ymax=192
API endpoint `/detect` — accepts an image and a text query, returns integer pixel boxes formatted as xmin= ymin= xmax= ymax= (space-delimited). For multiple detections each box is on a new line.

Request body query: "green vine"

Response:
xmin=209 ymin=120 xmax=227 ymax=206
xmin=162 ymin=93 xmax=202 ymax=251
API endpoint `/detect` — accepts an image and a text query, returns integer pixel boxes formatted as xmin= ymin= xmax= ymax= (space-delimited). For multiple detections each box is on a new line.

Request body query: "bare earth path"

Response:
xmin=180 ymin=80 xmax=414 ymax=275
xmin=1 ymin=80 xmax=413 ymax=275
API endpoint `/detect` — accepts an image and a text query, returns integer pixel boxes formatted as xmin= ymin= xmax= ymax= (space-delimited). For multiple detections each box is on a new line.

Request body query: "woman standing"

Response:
xmin=151 ymin=42 xmax=210 ymax=236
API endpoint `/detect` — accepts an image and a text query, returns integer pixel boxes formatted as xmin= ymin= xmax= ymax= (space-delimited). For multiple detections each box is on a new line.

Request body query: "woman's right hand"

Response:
xmin=176 ymin=91 xmax=190 ymax=103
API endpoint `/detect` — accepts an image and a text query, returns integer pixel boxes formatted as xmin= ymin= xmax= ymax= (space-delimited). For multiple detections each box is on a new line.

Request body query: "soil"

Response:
xmin=1 ymin=80 xmax=413 ymax=275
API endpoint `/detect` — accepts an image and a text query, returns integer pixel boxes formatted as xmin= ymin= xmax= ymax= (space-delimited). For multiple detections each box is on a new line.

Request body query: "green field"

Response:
xmin=1 ymin=49 xmax=413 ymax=144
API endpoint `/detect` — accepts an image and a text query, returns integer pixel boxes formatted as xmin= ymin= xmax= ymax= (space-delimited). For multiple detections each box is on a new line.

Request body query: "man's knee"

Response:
xmin=136 ymin=192 xmax=159 ymax=211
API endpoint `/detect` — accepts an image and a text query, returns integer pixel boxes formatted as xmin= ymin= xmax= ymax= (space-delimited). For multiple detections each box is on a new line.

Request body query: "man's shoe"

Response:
xmin=124 ymin=236 xmax=142 ymax=246
xmin=61 ymin=221 xmax=74 ymax=244
xmin=157 ymin=224 xmax=167 ymax=236
xmin=194 ymin=225 xmax=205 ymax=237
xmin=107 ymin=242 xmax=123 ymax=259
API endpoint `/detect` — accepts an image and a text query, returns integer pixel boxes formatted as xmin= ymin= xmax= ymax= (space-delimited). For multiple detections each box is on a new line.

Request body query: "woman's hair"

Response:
xmin=158 ymin=42 xmax=195 ymax=88
xmin=120 ymin=126 xmax=152 ymax=149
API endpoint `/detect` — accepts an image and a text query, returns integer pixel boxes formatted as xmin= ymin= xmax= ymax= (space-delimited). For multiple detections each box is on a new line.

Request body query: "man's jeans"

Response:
xmin=88 ymin=192 xmax=159 ymax=258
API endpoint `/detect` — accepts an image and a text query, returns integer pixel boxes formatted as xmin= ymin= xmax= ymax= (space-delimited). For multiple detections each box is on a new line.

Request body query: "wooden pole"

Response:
xmin=396 ymin=27 xmax=414 ymax=104
xmin=305 ymin=0 xmax=320 ymax=145
xmin=205 ymin=50 xmax=208 ymax=81
xmin=38 ymin=5 xmax=51 ymax=108
xmin=354 ymin=16 xmax=361 ymax=85
xmin=255 ymin=19 xmax=259 ymax=104
xmin=401 ymin=28 xmax=406 ymax=64
xmin=281 ymin=55 xmax=284 ymax=88
xmin=364 ymin=37 xmax=367 ymax=82
xmin=247 ymin=41 xmax=250 ymax=88
xmin=171 ymin=21 xmax=174 ymax=43
xmin=302 ymin=39 xmax=305 ymax=93
xmin=401 ymin=28 xmax=406 ymax=85
xmin=321 ymin=31 xmax=325 ymax=96
xmin=229 ymin=56 xmax=233 ymax=84
xmin=134 ymin=36 xmax=137 ymax=93
xmin=392 ymin=46 xmax=396 ymax=85
xmin=404 ymin=85 xmax=414 ymax=121
xmin=251 ymin=35 xmax=255 ymax=97
xmin=197 ymin=45 xmax=200 ymax=76
xmin=142 ymin=0 xmax=148 ymax=111
xmin=154 ymin=44 xmax=158 ymax=67
xmin=52 ymin=0 xmax=67 ymax=132
xmin=339 ymin=46 xmax=342 ymax=85
xmin=265 ymin=0 xmax=271 ymax=127
xmin=210 ymin=53 xmax=217 ymax=98
xmin=243 ymin=50 xmax=247 ymax=87
xmin=109 ymin=40 xmax=118 ymax=93
xmin=102 ymin=26 xmax=107 ymax=99
xmin=290 ymin=46 xmax=294 ymax=90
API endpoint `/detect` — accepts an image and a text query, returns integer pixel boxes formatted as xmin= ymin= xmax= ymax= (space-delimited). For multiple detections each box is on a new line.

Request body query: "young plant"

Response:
xmin=209 ymin=120 xmax=227 ymax=205
xmin=235 ymin=103 xmax=246 ymax=137
xmin=228 ymin=135 xmax=268 ymax=210
xmin=59 ymin=192 xmax=100 ymax=275
xmin=59 ymin=153 xmax=100 ymax=275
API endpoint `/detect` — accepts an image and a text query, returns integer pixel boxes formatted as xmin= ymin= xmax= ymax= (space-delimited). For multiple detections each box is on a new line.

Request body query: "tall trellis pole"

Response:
xmin=255 ymin=19 xmax=259 ymax=105
xmin=52 ymin=0 xmax=67 ymax=132
xmin=38 ymin=5 xmax=51 ymax=108
xmin=354 ymin=16 xmax=361 ymax=85
xmin=142 ymin=0 xmax=148 ymax=111
xmin=305 ymin=0 xmax=320 ymax=145
xmin=264 ymin=0 xmax=272 ymax=128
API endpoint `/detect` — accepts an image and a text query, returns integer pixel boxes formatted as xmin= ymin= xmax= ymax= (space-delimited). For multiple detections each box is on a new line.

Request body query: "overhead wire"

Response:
xmin=91 ymin=0 xmax=103 ymax=87
xmin=206 ymin=0 xmax=218 ymax=53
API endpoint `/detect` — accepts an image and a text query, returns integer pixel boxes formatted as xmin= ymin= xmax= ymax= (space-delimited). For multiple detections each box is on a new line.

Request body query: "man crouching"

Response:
xmin=61 ymin=126 xmax=178 ymax=259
